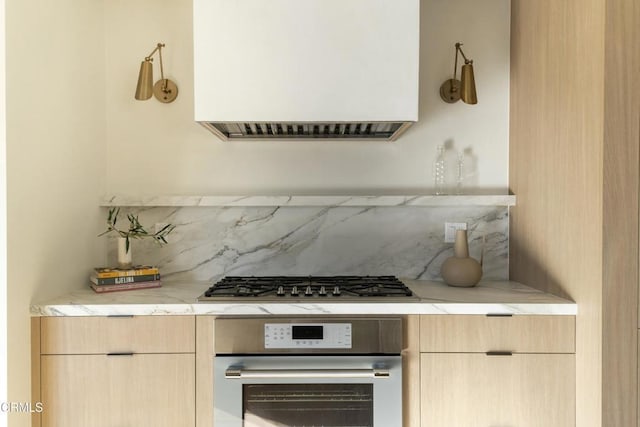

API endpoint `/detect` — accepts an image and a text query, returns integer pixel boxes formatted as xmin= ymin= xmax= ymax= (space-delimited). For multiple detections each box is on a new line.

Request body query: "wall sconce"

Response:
xmin=439 ymin=42 xmax=477 ymax=104
xmin=134 ymin=42 xmax=178 ymax=103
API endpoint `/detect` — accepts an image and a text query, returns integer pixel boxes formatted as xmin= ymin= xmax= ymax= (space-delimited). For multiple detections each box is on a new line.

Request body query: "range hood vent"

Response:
xmin=202 ymin=122 xmax=412 ymax=141
xmin=194 ymin=0 xmax=419 ymax=141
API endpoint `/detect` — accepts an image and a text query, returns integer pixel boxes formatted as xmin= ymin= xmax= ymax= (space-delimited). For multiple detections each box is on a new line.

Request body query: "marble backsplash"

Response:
xmin=105 ymin=205 xmax=509 ymax=281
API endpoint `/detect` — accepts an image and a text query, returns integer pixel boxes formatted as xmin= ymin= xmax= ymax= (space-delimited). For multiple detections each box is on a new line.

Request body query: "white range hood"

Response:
xmin=193 ymin=0 xmax=420 ymax=141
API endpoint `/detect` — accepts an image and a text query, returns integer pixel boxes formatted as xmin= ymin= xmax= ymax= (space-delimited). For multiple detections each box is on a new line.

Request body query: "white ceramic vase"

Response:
xmin=117 ymin=237 xmax=133 ymax=269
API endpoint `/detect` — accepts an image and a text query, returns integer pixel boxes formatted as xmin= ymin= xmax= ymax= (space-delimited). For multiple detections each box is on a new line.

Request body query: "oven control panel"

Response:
xmin=264 ymin=323 xmax=352 ymax=349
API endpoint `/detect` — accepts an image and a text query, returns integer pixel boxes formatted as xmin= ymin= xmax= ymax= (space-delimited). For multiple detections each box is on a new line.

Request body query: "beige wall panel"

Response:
xmin=638 ymin=330 xmax=640 ymax=427
xmin=196 ymin=316 xmax=215 ymax=427
xmin=510 ymin=1 xmax=605 ymax=426
xmin=602 ymin=0 xmax=640 ymax=424
xmin=31 ymin=318 xmax=41 ymax=427
xmin=403 ymin=315 xmax=420 ymax=427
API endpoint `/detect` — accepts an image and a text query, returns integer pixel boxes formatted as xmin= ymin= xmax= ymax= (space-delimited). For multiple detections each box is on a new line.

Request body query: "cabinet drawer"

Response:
xmin=41 ymin=353 xmax=195 ymax=427
xmin=420 ymin=353 xmax=575 ymax=427
xmin=419 ymin=315 xmax=575 ymax=353
xmin=41 ymin=316 xmax=195 ymax=354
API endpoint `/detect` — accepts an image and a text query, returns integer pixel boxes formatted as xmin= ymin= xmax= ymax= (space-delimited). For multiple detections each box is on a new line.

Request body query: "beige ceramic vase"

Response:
xmin=440 ymin=229 xmax=482 ymax=287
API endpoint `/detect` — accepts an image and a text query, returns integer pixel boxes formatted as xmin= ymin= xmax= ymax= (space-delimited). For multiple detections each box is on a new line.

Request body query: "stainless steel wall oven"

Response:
xmin=214 ymin=317 xmax=403 ymax=427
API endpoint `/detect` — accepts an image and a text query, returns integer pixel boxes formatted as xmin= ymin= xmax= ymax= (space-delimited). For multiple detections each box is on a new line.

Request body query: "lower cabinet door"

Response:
xmin=420 ymin=353 xmax=575 ymax=427
xmin=41 ymin=353 xmax=195 ymax=427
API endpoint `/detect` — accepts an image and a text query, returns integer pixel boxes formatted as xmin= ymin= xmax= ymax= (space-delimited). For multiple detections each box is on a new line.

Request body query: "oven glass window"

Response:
xmin=242 ymin=384 xmax=373 ymax=427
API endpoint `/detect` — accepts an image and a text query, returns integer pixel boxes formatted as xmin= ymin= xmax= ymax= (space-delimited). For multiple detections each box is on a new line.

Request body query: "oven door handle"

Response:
xmin=225 ymin=368 xmax=390 ymax=379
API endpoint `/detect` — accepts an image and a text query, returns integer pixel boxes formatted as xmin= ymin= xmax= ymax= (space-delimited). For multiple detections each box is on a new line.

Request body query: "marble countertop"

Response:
xmin=30 ymin=279 xmax=576 ymax=316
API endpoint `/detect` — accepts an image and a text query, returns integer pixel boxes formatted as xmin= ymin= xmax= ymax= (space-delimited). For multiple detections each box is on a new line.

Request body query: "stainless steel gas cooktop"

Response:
xmin=197 ymin=275 xmax=417 ymax=301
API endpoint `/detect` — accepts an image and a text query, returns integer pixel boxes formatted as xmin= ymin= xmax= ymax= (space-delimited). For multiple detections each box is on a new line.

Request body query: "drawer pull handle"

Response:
xmin=107 ymin=352 xmax=134 ymax=356
xmin=486 ymin=313 xmax=513 ymax=317
xmin=107 ymin=315 xmax=134 ymax=318
xmin=486 ymin=351 xmax=513 ymax=356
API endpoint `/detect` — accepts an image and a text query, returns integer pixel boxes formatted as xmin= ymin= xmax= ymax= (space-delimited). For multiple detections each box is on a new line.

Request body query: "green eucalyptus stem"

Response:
xmin=98 ymin=207 xmax=176 ymax=253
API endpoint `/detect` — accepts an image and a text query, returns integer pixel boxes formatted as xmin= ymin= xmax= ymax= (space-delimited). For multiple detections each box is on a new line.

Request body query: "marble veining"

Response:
xmin=102 ymin=194 xmax=516 ymax=207
xmin=30 ymin=280 xmax=577 ymax=316
xmin=104 ymin=205 xmax=510 ymax=282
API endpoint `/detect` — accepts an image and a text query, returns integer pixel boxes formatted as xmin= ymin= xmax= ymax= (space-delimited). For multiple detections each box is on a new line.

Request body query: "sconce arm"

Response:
xmin=455 ymin=42 xmax=472 ymax=64
xmin=144 ymin=43 xmax=165 ymax=62
xmin=143 ymin=43 xmax=167 ymax=89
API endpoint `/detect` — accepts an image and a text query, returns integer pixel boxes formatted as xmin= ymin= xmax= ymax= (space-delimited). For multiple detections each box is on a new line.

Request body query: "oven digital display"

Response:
xmin=292 ymin=325 xmax=323 ymax=340
xmin=264 ymin=323 xmax=352 ymax=349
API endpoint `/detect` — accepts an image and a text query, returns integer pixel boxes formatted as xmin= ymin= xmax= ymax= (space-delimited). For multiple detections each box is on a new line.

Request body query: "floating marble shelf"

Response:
xmin=101 ymin=194 xmax=516 ymax=208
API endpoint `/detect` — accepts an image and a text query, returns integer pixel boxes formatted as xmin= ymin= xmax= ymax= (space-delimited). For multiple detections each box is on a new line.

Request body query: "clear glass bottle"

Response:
xmin=456 ymin=153 xmax=464 ymax=194
xmin=434 ymin=145 xmax=446 ymax=195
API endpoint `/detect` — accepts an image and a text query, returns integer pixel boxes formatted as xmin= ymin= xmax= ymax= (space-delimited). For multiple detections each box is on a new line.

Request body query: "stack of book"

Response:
xmin=90 ymin=266 xmax=161 ymax=293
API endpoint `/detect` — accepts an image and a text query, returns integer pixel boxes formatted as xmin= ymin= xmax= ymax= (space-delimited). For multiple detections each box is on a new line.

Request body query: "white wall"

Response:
xmin=105 ymin=0 xmax=510 ymax=196
xmin=5 ymin=0 xmax=106 ymax=425
xmin=3 ymin=0 xmax=509 ymax=423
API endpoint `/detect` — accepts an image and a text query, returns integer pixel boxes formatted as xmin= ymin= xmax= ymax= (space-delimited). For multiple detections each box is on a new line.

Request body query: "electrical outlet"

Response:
xmin=444 ymin=222 xmax=467 ymax=243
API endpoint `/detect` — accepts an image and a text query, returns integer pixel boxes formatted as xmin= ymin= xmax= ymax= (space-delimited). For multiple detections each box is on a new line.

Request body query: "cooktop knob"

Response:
xmin=333 ymin=286 xmax=341 ymax=296
xmin=318 ymin=285 xmax=327 ymax=296
xmin=291 ymin=285 xmax=299 ymax=296
xmin=305 ymin=285 xmax=313 ymax=296
xmin=277 ymin=286 xmax=285 ymax=296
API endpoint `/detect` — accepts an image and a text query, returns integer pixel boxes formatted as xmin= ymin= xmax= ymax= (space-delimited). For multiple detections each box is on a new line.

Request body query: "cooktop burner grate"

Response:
xmin=199 ymin=275 xmax=414 ymax=300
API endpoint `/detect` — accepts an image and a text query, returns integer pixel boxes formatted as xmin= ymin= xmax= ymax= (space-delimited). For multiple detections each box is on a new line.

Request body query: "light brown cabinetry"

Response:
xmin=419 ymin=315 xmax=576 ymax=427
xmin=419 ymin=314 xmax=575 ymax=353
xmin=40 ymin=315 xmax=195 ymax=354
xmin=36 ymin=316 xmax=196 ymax=427
xmin=41 ymin=353 xmax=194 ymax=427
xmin=33 ymin=313 xmax=576 ymax=426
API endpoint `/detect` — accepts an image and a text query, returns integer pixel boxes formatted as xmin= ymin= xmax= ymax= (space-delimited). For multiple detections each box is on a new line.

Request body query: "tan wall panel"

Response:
xmin=602 ymin=0 xmax=640 ymax=424
xmin=403 ymin=315 xmax=420 ymax=427
xmin=31 ymin=318 xmax=41 ymax=427
xmin=510 ymin=1 xmax=605 ymax=425
xmin=196 ymin=316 xmax=215 ymax=427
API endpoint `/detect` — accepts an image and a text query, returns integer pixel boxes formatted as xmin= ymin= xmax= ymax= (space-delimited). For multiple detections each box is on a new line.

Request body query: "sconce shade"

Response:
xmin=134 ymin=43 xmax=178 ymax=103
xmin=135 ymin=60 xmax=154 ymax=100
xmin=460 ymin=63 xmax=477 ymax=104
xmin=439 ymin=42 xmax=477 ymax=105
